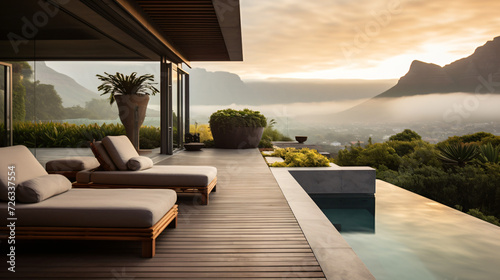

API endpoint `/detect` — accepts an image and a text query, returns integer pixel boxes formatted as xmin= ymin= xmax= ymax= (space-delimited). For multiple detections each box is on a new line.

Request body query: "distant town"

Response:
xmin=282 ymin=121 xmax=500 ymax=155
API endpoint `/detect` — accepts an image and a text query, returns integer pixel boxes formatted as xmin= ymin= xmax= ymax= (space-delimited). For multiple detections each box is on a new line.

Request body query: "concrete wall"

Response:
xmin=288 ymin=166 xmax=376 ymax=194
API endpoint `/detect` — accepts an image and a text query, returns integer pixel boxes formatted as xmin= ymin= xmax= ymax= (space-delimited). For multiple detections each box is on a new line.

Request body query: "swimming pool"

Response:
xmin=311 ymin=182 xmax=500 ymax=280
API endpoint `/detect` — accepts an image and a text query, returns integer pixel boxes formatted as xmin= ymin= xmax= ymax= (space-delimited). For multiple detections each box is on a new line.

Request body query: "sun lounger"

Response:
xmin=73 ymin=135 xmax=217 ymax=205
xmin=0 ymin=145 xmax=178 ymax=257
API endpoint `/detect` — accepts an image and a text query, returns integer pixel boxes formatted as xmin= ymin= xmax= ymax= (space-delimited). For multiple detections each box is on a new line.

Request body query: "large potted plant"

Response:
xmin=96 ymin=72 xmax=159 ymax=150
xmin=209 ymin=108 xmax=267 ymax=149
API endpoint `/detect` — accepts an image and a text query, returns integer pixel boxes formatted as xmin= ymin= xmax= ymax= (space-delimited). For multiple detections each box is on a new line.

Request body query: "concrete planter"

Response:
xmin=115 ymin=94 xmax=149 ymax=150
xmin=211 ymin=126 xmax=264 ymax=149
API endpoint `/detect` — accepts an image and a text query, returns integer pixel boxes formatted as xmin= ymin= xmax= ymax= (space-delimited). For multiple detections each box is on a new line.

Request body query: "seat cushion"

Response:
xmin=102 ymin=136 xmax=139 ymax=171
xmin=0 ymin=146 xmax=48 ymax=201
xmin=46 ymin=157 xmax=100 ymax=172
xmin=90 ymin=141 xmax=117 ymax=171
xmin=16 ymin=174 xmax=72 ymax=203
xmin=0 ymin=188 xmax=177 ymax=228
xmin=87 ymin=165 xmax=217 ymax=187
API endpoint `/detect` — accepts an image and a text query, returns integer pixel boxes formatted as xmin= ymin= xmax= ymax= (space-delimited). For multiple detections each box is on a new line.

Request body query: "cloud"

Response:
xmin=193 ymin=0 xmax=500 ymax=80
xmin=190 ymin=99 xmax=365 ymax=125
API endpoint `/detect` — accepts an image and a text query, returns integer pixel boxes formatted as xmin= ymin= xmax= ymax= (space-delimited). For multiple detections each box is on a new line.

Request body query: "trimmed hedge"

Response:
xmin=9 ymin=122 xmax=160 ymax=149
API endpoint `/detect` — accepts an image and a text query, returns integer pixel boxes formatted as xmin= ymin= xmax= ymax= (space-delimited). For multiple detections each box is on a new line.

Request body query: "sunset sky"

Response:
xmin=193 ymin=0 xmax=500 ymax=81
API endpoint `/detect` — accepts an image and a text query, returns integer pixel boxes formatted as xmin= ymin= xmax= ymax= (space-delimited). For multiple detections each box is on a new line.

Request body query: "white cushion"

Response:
xmin=87 ymin=165 xmax=217 ymax=187
xmin=0 ymin=146 xmax=48 ymax=201
xmin=0 ymin=189 xmax=177 ymax=228
xmin=127 ymin=156 xmax=154 ymax=171
xmin=102 ymin=136 xmax=139 ymax=171
xmin=16 ymin=174 xmax=72 ymax=203
xmin=46 ymin=157 xmax=100 ymax=171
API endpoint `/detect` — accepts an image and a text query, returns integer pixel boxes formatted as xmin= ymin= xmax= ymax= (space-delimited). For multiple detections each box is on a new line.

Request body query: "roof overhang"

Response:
xmin=133 ymin=0 xmax=243 ymax=62
xmin=0 ymin=0 xmax=243 ymax=64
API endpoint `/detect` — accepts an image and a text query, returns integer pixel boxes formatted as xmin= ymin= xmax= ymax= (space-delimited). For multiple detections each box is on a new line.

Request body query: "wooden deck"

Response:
xmin=0 ymin=148 xmax=325 ymax=279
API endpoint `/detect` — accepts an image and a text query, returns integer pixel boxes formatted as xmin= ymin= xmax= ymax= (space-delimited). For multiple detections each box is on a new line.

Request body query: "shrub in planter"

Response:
xmin=269 ymin=148 xmax=330 ymax=167
xmin=209 ymin=108 xmax=267 ymax=149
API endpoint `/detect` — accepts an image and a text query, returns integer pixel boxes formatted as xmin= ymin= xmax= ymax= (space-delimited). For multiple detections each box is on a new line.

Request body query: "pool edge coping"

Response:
xmin=271 ymin=167 xmax=376 ymax=280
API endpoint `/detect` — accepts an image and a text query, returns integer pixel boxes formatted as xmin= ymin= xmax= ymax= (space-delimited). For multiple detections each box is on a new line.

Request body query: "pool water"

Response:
xmin=310 ymin=182 xmax=500 ymax=280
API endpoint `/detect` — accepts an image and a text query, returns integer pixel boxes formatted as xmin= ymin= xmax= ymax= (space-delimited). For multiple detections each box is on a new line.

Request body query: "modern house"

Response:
xmin=3 ymin=2 xmax=500 ymax=280
xmin=0 ymin=0 xmax=242 ymax=154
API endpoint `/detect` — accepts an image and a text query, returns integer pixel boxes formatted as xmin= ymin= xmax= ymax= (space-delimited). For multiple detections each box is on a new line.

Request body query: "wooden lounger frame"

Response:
xmin=73 ymin=177 xmax=217 ymax=205
xmin=0 ymin=205 xmax=178 ymax=258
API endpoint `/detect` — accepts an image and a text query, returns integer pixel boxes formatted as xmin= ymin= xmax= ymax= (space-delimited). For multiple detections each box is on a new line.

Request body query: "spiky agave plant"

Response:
xmin=437 ymin=143 xmax=478 ymax=167
xmin=96 ymin=72 xmax=159 ymax=104
xmin=477 ymin=143 xmax=500 ymax=164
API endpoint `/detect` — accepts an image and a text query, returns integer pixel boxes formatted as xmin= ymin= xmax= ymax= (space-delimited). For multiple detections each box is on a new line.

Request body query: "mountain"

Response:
xmin=189 ymin=68 xmax=248 ymax=105
xmin=43 ymin=61 xmax=396 ymax=109
xmin=329 ymin=36 xmax=500 ymax=123
xmin=30 ymin=61 xmax=100 ymax=107
xmin=189 ymin=68 xmax=396 ymax=106
xmin=376 ymin=36 xmax=500 ymax=98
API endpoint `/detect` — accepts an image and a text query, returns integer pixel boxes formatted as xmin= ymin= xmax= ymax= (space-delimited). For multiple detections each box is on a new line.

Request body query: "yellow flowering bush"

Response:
xmin=190 ymin=123 xmax=213 ymax=142
xmin=269 ymin=148 xmax=330 ymax=167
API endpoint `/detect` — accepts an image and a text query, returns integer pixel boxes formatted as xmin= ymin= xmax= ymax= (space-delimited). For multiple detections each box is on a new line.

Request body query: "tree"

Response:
xmin=336 ymin=143 xmax=401 ymax=171
xmin=388 ymin=140 xmax=419 ymax=157
xmin=63 ymin=98 xmax=119 ymax=120
xmin=460 ymin=132 xmax=495 ymax=143
xmin=24 ymin=80 xmax=65 ymax=121
xmin=83 ymin=98 xmax=118 ymax=120
xmin=10 ymin=61 xmax=32 ymax=122
xmin=358 ymin=143 xmax=401 ymax=171
xmin=334 ymin=129 xmax=500 ymax=226
xmin=438 ymin=132 xmax=497 ymax=147
xmin=63 ymin=105 xmax=88 ymax=119
xmin=12 ymin=81 xmax=26 ymax=122
xmin=389 ymin=129 xmax=422 ymax=142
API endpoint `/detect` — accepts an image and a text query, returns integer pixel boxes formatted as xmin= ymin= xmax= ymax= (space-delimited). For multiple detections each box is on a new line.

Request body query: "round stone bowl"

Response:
xmin=295 ymin=136 xmax=307 ymax=144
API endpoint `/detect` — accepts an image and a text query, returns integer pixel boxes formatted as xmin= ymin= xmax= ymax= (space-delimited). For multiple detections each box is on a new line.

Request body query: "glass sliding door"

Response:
xmin=171 ymin=64 xmax=180 ymax=150
xmin=161 ymin=62 xmax=187 ymax=154
xmin=0 ymin=62 xmax=12 ymax=147
xmin=172 ymin=65 xmax=189 ymax=151
xmin=177 ymin=68 xmax=186 ymax=149
xmin=179 ymin=68 xmax=190 ymax=144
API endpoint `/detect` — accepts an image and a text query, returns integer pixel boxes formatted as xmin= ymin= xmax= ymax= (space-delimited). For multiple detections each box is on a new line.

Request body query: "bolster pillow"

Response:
xmin=127 ymin=156 xmax=154 ymax=171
